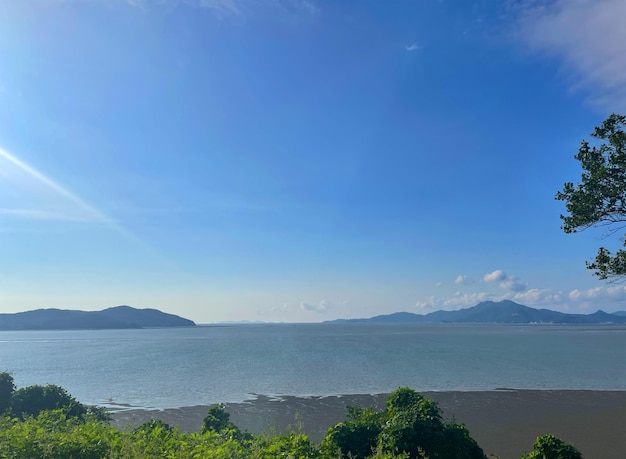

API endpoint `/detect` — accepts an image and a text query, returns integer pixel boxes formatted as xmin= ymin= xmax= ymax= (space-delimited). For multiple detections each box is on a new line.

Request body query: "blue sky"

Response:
xmin=1 ymin=0 xmax=626 ymax=323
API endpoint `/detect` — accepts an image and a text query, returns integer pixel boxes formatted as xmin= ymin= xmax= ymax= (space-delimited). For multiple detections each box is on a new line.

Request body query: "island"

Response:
xmin=325 ymin=300 xmax=626 ymax=324
xmin=0 ymin=305 xmax=196 ymax=330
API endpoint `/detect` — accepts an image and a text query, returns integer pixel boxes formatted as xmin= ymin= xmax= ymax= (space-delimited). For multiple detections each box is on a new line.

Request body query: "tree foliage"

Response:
xmin=0 ymin=373 xmax=15 ymax=415
xmin=556 ymin=113 xmax=626 ymax=280
xmin=203 ymin=403 xmax=241 ymax=435
xmin=521 ymin=434 xmax=583 ymax=459
xmin=322 ymin=387 xmax=486 ymax=459
xmin=0 ymin=372 xmax=108 ymax=423
xmin=381 ymin=388 xmax=485 ymax=459
xmin=321 ymin=405 xmax=383 ymax=458
xmin=10 ymin=384 xmax=88 ymax=420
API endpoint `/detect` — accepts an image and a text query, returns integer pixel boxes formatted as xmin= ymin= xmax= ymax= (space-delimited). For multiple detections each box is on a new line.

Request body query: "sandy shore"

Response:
xmin=111 ymin=390 xmax=626 ymax=459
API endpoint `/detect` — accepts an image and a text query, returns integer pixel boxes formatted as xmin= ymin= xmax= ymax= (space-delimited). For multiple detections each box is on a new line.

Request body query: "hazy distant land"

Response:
xmin=325 ymin=300 xmax=626 ymax=324
xmin=0 ymin=305 xmax=195 ymax=330
xmin=3 ymin=300 xmax=626 ymax=330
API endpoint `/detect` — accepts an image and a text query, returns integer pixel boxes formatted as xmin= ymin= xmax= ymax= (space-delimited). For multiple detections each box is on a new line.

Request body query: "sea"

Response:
xmin=1 ymin=323 xmax=625 ymax=410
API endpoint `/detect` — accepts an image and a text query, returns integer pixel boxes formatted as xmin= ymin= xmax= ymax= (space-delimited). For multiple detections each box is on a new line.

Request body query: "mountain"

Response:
xmin=325 ymin=300 xmax=626 ymax=324
xmin=0 ymin=306 xmax=196 ymax=330
xmin=98 ymin=305 xmax=195 ymax=328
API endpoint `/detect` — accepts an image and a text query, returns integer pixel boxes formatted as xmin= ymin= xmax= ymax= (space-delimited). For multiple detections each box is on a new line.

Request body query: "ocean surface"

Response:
xmin=1 ymin=323 xmax=625 ymax=410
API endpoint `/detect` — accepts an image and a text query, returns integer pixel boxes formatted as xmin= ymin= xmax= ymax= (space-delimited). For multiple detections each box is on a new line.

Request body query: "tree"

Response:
xmin=521 ymin=434 xmax=583 ymax=459
xmin=556 ymin=113 xmax=626 ymax=280
xmin=380 ymin=388 xmax=486 ymax=459
xmin=321 ymin=405 xmax=383 ymax=458
xmin=380 ymin=389 xmax=446 ymax=459
xmin=202 ymin=403 xmax=247 ymax=440
xmin=0 ymin=372 xmax=15 ymax=414
xmin=321 ymin=388 xmax=486 ymax=459
xmin=9 ymin=384 xmax=87 ymax=420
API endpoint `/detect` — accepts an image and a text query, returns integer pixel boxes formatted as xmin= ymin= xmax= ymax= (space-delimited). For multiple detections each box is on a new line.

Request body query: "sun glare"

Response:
xmin=0 ymin=146 xmax=146 ymax=247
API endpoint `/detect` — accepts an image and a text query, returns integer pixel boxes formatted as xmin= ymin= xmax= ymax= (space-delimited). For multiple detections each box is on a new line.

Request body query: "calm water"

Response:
xmin=1 ymin=323 xmax=625 ymax=409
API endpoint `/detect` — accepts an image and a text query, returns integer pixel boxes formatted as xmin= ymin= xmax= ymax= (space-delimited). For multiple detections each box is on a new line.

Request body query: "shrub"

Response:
xmin=521 ymin=434 xmax=583 ymax=459
xmin=10 ymin=384 xmax=88 ymax=420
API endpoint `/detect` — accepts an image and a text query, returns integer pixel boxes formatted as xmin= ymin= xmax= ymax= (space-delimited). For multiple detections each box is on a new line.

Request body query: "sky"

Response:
xmin=1 ymin=0 xmax=626 ymax=323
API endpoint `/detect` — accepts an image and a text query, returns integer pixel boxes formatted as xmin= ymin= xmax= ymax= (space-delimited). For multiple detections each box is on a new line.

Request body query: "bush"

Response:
xmin=252 ymin=432 xmax=320 ymax=459
xmin=321 ymin=388 xmax=487 ymax=459
xmin=521 ymin=434 xmax=583 ymax=459
xmin=321 ymin=405 xmax=383 ymax=458
xmin=0 ymin=410 xmax=115 ymax=459
xmin=10 ymin=384 xmax=88 ymax=420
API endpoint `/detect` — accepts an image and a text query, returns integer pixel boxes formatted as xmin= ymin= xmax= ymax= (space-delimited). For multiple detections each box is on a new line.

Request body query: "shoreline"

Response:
xmin=112 ymin=390 xmax=626 ymax=459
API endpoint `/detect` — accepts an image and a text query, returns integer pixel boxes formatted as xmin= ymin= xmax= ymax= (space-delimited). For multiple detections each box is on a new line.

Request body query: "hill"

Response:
xmin=325 ymin=300 xmax=626 ymax=324
xmin=0 ymin=305 xmax=196 ymax=330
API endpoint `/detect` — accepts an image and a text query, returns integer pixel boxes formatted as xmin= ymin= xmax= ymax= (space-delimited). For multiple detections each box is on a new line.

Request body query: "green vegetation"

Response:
xmin=0 ymin=373 xmax=14 ymax=415
xmin=0 ymin=373 xmax=583 ymax=458
xmin=322 ymin=388 xmax=485 ymax=459
xmin=520 ymin=434 xmax=583 ymax=459
xmin=0 ymin=373 xmax=109 ymax=423
xmin=556 ymin=113 xmax=626 ymax=280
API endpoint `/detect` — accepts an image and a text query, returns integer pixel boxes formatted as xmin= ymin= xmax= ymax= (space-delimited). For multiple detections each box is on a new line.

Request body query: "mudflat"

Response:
xmin=112 ymin=390 xmax=626 ymax=458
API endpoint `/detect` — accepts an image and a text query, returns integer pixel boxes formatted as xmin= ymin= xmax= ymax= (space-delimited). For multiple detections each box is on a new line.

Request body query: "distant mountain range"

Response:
xmin=325 ymin=300 xmax=626 ymax=324
xmin=0 ymin=305 xmax=196 ymax=330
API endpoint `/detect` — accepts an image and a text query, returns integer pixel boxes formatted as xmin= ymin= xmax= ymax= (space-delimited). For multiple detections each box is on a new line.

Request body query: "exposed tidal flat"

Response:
xmin=2 ymin=323 xmax=626 ymax=457
xmin=111 ymin=390 xmax=626 ymax=459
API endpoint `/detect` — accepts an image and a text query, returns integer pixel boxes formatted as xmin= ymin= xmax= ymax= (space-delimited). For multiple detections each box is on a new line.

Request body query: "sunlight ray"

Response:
xmin=0 ymin=146 xmax=145 ymax=246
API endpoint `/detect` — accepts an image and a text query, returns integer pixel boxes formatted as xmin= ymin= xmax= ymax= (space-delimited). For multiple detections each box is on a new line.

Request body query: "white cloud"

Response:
xmin=300 ymin=299 xmax=331 ymax=313
xmin=483 ymin=269 xmax=528 ymax=292
xmin=124 ymin=0 xmax=319 ymax=17
xmin=416 ymin=278 xmax=626 ymax=314
xmin=271 ymin=303 xmax=289 ymax=313
xmin=569 ymin=286 xmax=626 ymax=302
xmin=415 ymin=295 xmax=442 ymax=310
xmin=417 ymin=283 xmax=569 ymax=311
xmin=511 ymin=288 xmax=563 ymax=305
xmin=197 ymin=0 xmax=241 ymax=15
xmin=419 ymin=287 xmax=565 ymax=311
xmin=500 ymin=285 xmax=626 ymax=311
xmin=284 ymin=0 xmax=319 ymax=15
xmin=500 ymin=276 xmax=528 ymax=292
xmin=125 ymin=0 xmax=146 ymax=7
xmin=405 ymin=43 xmax=420 ymax=52
xmin=566 ymin=285 xmax=626 ymax=311
xmin=0 ymin=208 xmax=109 ymax=223
xmin=443 ymin=291 xmax=494 ymax=308
xmin=454 ymin=275 xmax=473 ymax=285
xmin=484 ymin=270 xmax=507 ymax=282
xmin=513 ymin=0 xmax=626 ymax=110
xmin=435 ymin=281 xmax=444 ymax=288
